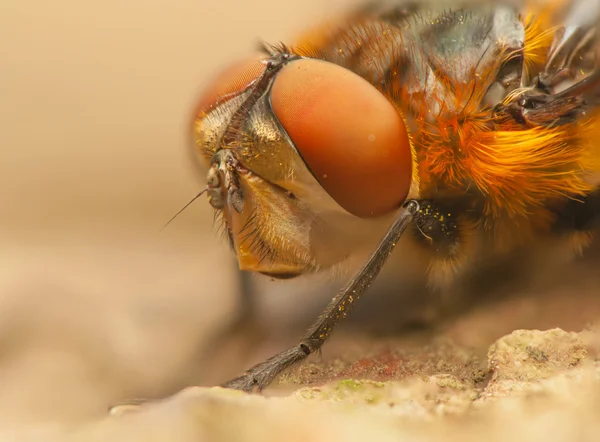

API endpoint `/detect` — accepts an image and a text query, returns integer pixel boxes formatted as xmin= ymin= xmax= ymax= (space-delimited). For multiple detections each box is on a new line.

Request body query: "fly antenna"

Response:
xmin=161 ymin=188 xmax=208 ymax=231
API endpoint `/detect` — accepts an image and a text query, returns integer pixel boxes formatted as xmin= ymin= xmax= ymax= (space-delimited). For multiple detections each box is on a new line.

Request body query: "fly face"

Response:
xmin=193 ymin=50 xmax=415 ymax=278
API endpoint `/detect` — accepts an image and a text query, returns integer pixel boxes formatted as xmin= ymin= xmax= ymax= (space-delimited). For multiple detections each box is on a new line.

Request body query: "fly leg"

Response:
xmin=496 ymin=0 xmax=599 ymax=125
xmin=496 ymin=68 xmax=600 ymax=126
xmin=195 ymin=269 xmax=271 ymax=384
xmin=222 ymin=200 xmax=419 ymax=392
xmin=202 ymin=270 xmax=262 ymax=341
xmin=539 ymin=0 xmax=599 ymax=90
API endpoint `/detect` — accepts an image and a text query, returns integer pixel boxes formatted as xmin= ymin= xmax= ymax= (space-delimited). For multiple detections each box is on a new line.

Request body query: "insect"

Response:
xmin=191 ymin=0 xmax=600 ymax=392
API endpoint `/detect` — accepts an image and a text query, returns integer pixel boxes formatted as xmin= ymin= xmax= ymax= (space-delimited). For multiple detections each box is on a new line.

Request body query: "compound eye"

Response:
xmin=271 ymin=58 xmax=412 ymax=218
xmin=195 ymin=55 xmax=266 ymax=116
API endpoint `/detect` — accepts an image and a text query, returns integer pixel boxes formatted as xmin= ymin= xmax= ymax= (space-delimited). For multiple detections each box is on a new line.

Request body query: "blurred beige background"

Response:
xmin=2 ymin=0 xmax=362 ymax=233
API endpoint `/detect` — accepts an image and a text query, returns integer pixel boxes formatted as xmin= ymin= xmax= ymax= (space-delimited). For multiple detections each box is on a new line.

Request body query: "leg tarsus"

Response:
xmin=221 ymin=345 xmax=309 ymax=392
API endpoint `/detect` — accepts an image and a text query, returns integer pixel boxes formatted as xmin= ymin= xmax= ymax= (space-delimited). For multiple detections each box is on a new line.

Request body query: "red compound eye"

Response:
xmin=195 ymin=55 xmax=266 ymax=116
xmin=271 ymin=58 xmax=413 ymax=218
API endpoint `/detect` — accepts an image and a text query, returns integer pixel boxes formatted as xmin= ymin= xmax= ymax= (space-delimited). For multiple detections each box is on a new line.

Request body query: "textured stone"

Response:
xmin=70 ymin=327 xmax=600 ymax=442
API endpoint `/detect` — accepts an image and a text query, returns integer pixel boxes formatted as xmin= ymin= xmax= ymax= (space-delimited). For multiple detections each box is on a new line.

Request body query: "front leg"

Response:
xmin=222 ymin=200 xmax=420 ymax=392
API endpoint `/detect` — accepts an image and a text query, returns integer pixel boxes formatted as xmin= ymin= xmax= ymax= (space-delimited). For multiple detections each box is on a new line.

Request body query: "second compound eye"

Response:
xmin=270 ymin=58 xmax=413 ymax=218
xmin=195 ymin=55 xmax=266 ymax=117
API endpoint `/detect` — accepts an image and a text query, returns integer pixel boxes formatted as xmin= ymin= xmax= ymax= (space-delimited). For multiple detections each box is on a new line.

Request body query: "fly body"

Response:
xmin=191 ymin=0 xmax=600 ymax=391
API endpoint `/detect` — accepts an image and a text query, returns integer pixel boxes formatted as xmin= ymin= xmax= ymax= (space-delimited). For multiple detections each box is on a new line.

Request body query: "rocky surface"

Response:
xmin=0 ymin=238 xmax=597 ymax=441
xmin=80 ymin=327 xmax=600 ymax=442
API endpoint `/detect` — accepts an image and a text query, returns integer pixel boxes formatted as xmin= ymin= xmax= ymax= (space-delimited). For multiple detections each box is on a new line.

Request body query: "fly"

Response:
xmin=189 ymin=0 xmax=600 ymax=392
